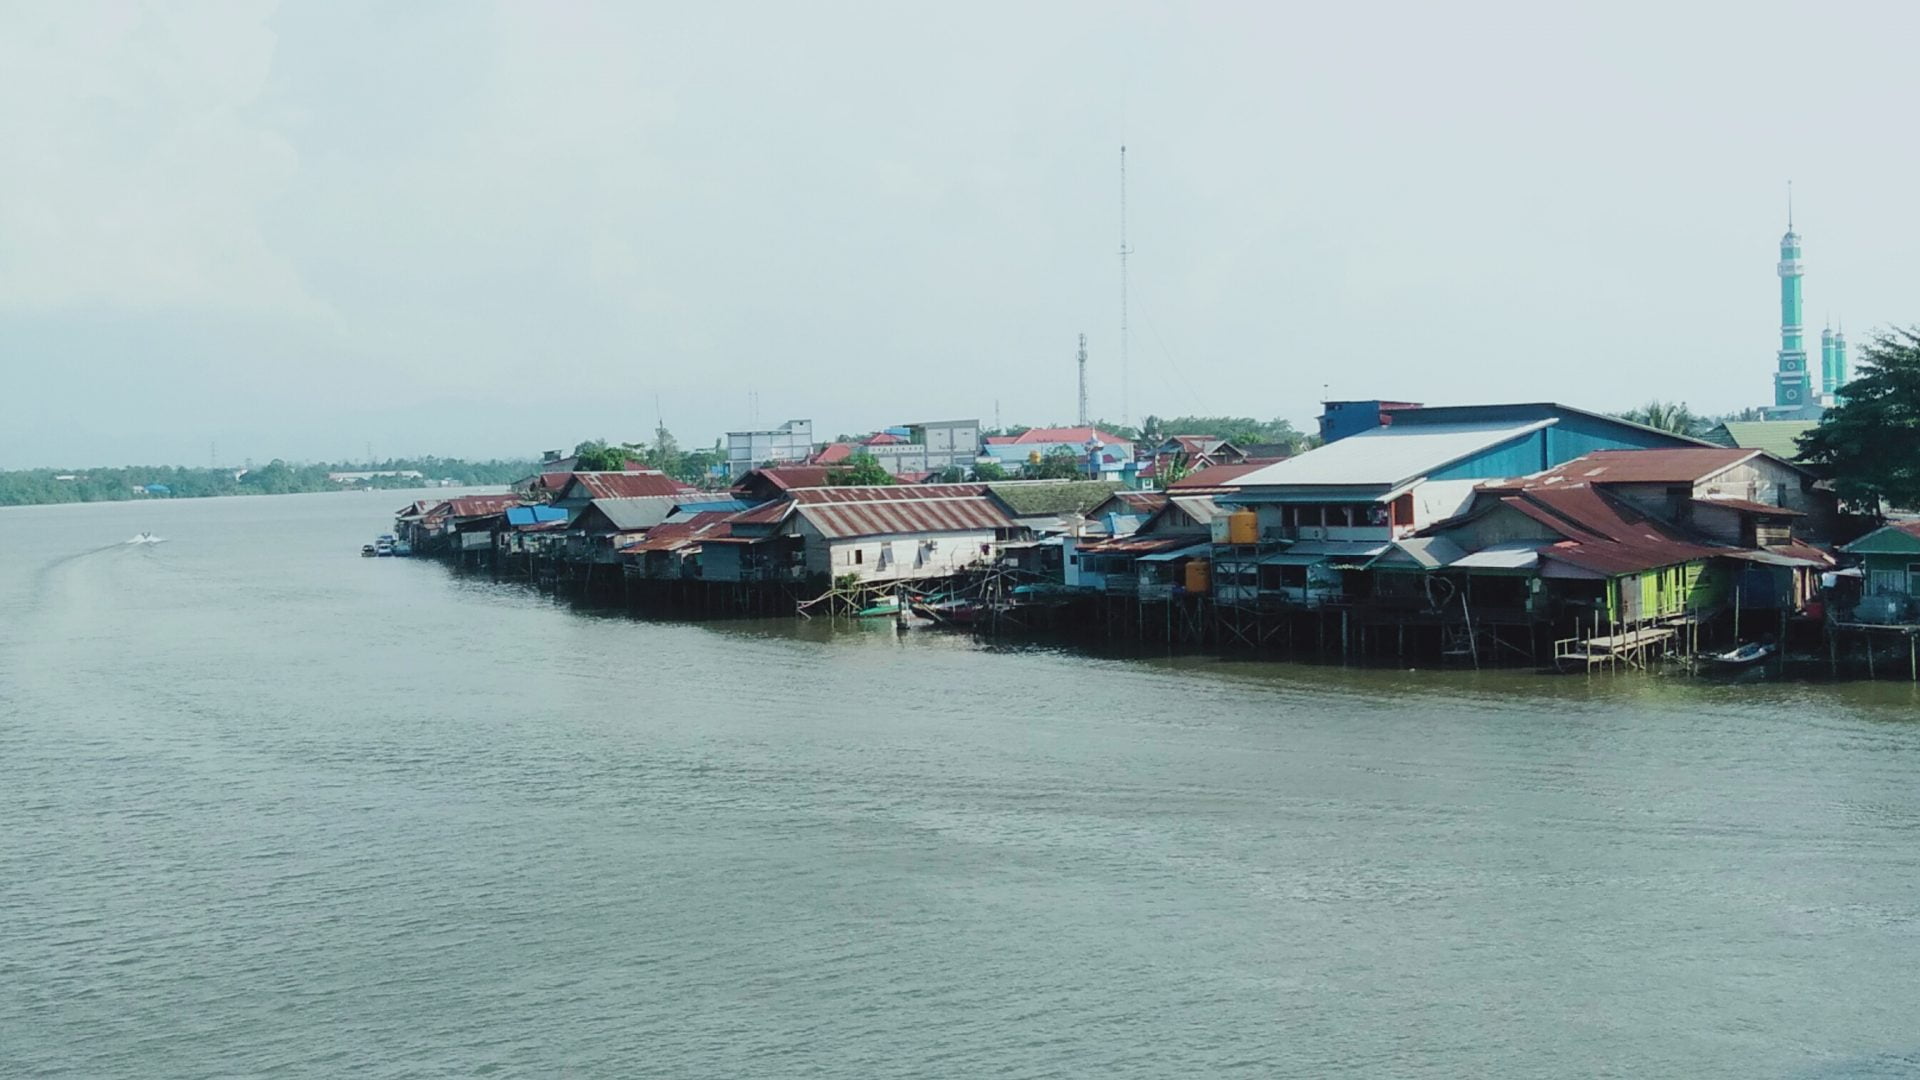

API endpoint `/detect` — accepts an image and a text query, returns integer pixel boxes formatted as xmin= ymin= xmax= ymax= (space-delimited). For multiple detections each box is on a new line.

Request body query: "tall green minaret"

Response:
xmin=1772 ymin=187 xmax=1810 ymax=413
xmin=1833 ymin=324 xmax=1849 ymax=400
xmin=1820 ymin=325 xmax=1836 ymax=397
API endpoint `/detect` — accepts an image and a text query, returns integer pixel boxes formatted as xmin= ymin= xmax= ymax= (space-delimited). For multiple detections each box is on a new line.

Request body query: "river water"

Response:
xmin=4 ymin=491 xmax=1920 ymax=1078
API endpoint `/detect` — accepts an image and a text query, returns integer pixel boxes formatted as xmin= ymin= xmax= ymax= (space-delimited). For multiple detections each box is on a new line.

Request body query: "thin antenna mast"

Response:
xmin=1076 ymin=333 xmax=1089 ymax=426
xmin=1119 ymin=145 xmax=1132 ymax=430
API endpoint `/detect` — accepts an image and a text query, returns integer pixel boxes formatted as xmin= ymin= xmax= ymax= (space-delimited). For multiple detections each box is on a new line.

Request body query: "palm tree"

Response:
xmin=1620 ymin=400 xmax=1701 ymax=436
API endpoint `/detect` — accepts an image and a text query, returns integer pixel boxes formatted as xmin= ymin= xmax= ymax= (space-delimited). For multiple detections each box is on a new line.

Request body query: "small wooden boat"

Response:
xmin=1707 ymin=641 xmax=1775 ymax=667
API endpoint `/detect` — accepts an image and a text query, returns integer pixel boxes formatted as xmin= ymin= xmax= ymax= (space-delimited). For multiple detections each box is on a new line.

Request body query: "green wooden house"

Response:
xmin=1842 ymin=522 xmax=1920 ymax=598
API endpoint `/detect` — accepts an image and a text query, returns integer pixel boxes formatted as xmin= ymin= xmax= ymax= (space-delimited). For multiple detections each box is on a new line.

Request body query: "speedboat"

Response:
xmin=362 ymin=544 xmax=377 ymax=557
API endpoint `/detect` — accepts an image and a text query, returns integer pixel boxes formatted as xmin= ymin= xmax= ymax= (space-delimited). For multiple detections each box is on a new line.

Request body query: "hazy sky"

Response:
xmin=4 ymin=1 xmax=1917 ymax=468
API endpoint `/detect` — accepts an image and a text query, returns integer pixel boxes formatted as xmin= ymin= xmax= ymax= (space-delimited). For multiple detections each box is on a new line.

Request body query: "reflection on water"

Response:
xmin=2 ymin=491 xmax=1918 ymax=1078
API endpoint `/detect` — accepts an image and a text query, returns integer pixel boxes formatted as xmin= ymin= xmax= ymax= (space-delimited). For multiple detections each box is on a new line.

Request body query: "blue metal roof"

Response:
xmin=505 ymin=505 xmax=568 ymax=525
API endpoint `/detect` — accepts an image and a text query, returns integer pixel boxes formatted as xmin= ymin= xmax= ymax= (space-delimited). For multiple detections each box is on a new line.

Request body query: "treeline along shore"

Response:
xmin=0 ymin=457 xmax=541 ymax=507
xmin=386 ymin=397 xmax=1920 ymax=682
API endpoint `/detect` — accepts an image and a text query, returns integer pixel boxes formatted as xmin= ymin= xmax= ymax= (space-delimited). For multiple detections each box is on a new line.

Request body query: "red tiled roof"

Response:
xmin=861 ymin=432 xmax=907 ymax=445
xmin=809 ymin=443 xmax=856 ymax=465
xmin=1522 ymin=448 xmax=1766 ymax=487
xmin=569 ymin=471 xmax=685 ymax=499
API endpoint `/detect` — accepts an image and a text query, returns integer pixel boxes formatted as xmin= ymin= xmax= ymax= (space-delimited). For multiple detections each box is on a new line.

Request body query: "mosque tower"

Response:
xmin=1820 ymin=325 xmax=1836 ymax=399
xmin=1771 ymin=191 xmax=1811 ymax=415
xmin=1833 ymin=324 xmax=1849 ymax=400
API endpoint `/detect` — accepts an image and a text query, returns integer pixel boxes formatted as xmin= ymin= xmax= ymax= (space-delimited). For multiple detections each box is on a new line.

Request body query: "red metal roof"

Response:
xmin=797 ymin=494 xmax=1013 ymax=539
xmin=445 ymin=494 xmax=527 ymax=518
xmin=788 ymin=483 xmax=989 ymax=504
xmin=1496 ymin=486 xmax=1723 ymax=575
xmin=1522 ymin=448 xmax=1764 ymax=487
xmin=618 ymin=511 xmax=734 ymax=553
xmin=861 ymin=431 xmax=908 ymax=445
xmin=1168 ymin=458 xmax=1288 ymax=490
xmin=1110 ymin=491 xmax=1169 ymax=511
xmin=741 ymin=466 xmax=835 ymax=491
xmin=1075 ymin=534 xmax=1199 ymax=555
xmin=808 ymin=443 xmax=856 ymax=465
xmin=1693 ymin=496 xmax=1804 ymax=517
xmin=569 ymin=471 xmax=686 ymax=499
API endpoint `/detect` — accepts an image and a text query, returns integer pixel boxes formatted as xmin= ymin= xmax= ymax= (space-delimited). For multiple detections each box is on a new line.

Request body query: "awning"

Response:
xmin=1136 ymin=541 xmax=1213 ymax=563
xmin=1450 ymin=541 xmax=1545 ymax=571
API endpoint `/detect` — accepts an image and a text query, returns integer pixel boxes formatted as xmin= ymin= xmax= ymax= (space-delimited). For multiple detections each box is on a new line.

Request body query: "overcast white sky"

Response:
xmin=3 ymin=1 xmax=1917 ymax=468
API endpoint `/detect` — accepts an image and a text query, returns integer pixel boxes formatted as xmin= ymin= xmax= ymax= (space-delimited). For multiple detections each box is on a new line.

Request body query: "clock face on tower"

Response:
xmin=1786 ymin=358 xmax=1800 ymax=371
xmin=1786 ymin=388 xmax=1800 ymax=401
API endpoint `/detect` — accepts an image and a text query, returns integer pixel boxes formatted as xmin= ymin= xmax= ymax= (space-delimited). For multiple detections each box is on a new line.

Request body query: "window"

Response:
xmin=853 ymin=549 xmax=863 ymax=565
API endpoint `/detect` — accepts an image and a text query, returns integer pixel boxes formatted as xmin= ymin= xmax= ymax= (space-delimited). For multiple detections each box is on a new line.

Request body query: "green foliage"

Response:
xmin=826 ymin=453 xmax=895 ymax=486
xmin=1141 ymin=416 xmax=1308 ymax=454
xmin=1022 ymin=446 xmax=1088 ymax=481
xmin=572 ymin=439 xmax=634 ymax=471
xmin=1616 ymin=401 xmax=1704 ymax=436
xmin=931 ymin=465 xmax=969 ymax=484
xmin=970 ymin=460 xmax=1010 ymax=481
xmin=0 ymin=456 xmax=540 ymax=507
xmin=1798 ymin=327 xmax=1920 ymax=513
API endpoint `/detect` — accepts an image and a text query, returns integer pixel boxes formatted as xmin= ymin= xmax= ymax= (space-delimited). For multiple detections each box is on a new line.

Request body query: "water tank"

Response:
xmin=1227 ymin=510 xmax=1258 ymax=545
xmin=1183 ymin=560 xmax=1211 ymax=594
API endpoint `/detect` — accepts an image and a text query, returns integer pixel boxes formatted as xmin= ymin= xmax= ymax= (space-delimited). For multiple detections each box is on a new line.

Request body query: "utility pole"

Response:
xmin=1119 ymin=145 xmax=1133 ymax=431
xmin=1076 ymin=333 xmax=1089 ymax=426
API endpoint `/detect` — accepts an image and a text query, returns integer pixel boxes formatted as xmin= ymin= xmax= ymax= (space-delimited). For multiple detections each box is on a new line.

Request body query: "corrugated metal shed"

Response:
xmin=1234 ymin=421 xmax=1554 ymax=492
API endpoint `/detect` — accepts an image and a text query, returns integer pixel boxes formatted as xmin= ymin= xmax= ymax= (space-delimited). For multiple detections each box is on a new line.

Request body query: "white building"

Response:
xmin=726 ymin=419 xmax=814 ymax=478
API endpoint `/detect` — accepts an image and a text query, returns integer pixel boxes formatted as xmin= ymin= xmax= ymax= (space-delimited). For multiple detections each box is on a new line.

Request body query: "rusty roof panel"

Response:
xmin=797 ymin=495 xmax=1013 ymax=539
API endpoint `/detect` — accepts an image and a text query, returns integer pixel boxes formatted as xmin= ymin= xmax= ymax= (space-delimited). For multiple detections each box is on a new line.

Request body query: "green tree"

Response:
xmin=650 ymin=424 xmax=682 ymax=477
xmin=1798 ymin=327 xmax=1920 ymax=513
xmin=931 ymin=465 xmax=969 ymax=483
xmin=1023 ymin=446 xmax=1088 ymax=480
xmin=1617 ymin=400 xmax=1703 ymax=436
xmin=826 ymin=453 xmax=895 ymax=486
xmin=572 ymin=439 xmax=630 ymax=471
xmin=970 ymin=461 xmax=1010 ymax=481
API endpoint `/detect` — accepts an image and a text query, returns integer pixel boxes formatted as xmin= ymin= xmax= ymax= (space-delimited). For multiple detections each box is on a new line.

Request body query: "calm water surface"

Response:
xmin=4 ymin=492 xmax=1920 ymax=1078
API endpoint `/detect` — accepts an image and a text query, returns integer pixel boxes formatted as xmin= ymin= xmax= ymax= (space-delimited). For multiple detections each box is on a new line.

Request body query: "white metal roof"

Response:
xmin=1234 ymin=420 xmax=1555 ymax=490
xmin=1450 ymin=540 xmax=1547 ymax=571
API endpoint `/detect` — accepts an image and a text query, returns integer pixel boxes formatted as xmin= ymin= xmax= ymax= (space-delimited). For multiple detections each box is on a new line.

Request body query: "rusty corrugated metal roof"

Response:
xmin=445 ymin=494 xmax=527 ymax=518
xmin=788 ymin=483 xmax=988 ymax=504
xmin=569 ymin=471 xmax=687 ymax=499
xmin=795 ymin=494 xmax=1013 ymax=540
xmin=1521 ymin=448 xmax=1771 ymax=487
